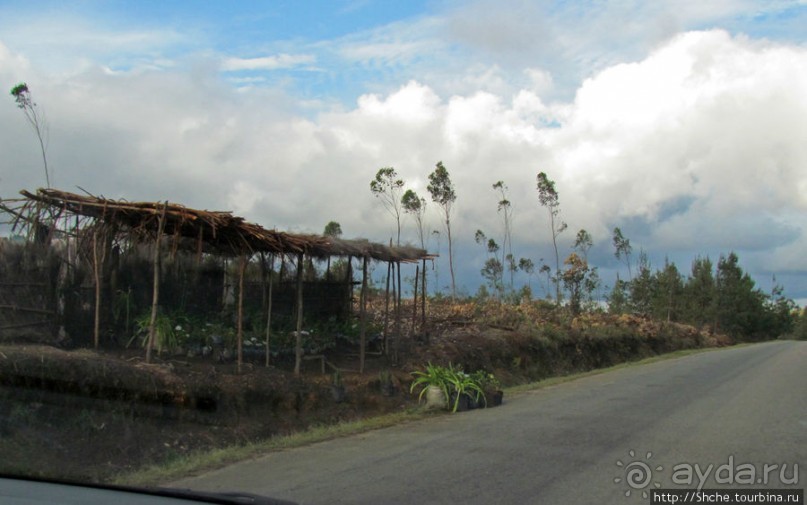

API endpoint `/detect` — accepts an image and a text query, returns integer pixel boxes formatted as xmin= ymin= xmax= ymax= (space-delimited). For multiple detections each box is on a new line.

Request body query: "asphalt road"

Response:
xmin=172 ymin=341 xmax=806 ymax=505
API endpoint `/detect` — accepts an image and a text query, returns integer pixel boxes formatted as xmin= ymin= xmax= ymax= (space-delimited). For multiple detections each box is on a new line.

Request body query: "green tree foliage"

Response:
xmin=427 ymin=162 xmax=457 ymax=298
xmin=652 ymin=259 xmax=684 ymax=322
xmin=475 ymin=229 xmax=504 ymax=297
xmin=323 ymin=221 xmax=342 ymax=238
xmin=607 ymin=275 xmax=629 ymax=314
xmin=536 ymin=172 xmax=566 ymax=304
xmin=788 ymin=308 xmax=807 ymax=340
xmin=518 ymin=257 xmax=535 ymax=291
xmin=605 ymin=251 xmax=793 ymax=341
xmin=561 ymin=253 xmax=589 ymax=315
xmin=10 ymin=82 xmax=50 ymax=187
xmin=629 ymin=251 xmax=654 ymax=316
xmin=684 ymin=256 xmax=716 ymax=329
xmin=573 ymin=229 xmax=593 ymax=261
xmin=401 ymin=189 xmax=427 ymax=249
xmin=370 ymin=167 xmax=404 ymax=245
xmin=714 ymin=252 xmax=770 ymax=339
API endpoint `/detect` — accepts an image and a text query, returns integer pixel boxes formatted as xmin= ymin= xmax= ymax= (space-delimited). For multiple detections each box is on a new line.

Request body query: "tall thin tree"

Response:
xmin=10 ymin=83 xmax=50 ymax=187
xmin=401 ymin=189 xmax=427 ymax=249
xmin=493 ymin=181 xmax=515 ymax=291
xmin=612 ymin=227 xmax=633 ymax=280
xmin=536 ymin=172 xmax=566 ymax=304
xmin=427 ymin=162 xmax=457 ymax=298
xmin=370 ymin=167 xmax=404 ymax=245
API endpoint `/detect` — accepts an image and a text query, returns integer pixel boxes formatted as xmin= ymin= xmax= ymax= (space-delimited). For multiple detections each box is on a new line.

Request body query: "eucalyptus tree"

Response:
xmin=518 ymin=257 xmax=535 ymax=291
xmin=370 ymin=167 xmax=404 ymax=245
xmin=475 ymin=229 xmax=503 ymax=297
xmin=493 ymin=181 xmax=515 ymax=290
xmin=573 ymin=229 xmax=593 ymax=261
xmin=10 ymin=83 xmax=50 ymax=187
xmin=427 ymin=162 xmax=457 ymax=298
xmin=561 ymin=253 xmax=589 ymax=315
xmin=401 ymin=189 xmax=427 ymax=249
xmin=612 ymin=227 xmax=633 ymax=280
xmin=536 ymin=172 xmax=566 ymax=304
xmin=573 ymin=228 xmax=597 ymax=304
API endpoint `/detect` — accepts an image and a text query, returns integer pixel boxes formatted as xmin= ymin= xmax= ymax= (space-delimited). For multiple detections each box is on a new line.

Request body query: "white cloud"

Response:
xmin=2 ymin=22 xmax=807 ymax=296
xmin=220 ymin=54 xmax=315 ymax=71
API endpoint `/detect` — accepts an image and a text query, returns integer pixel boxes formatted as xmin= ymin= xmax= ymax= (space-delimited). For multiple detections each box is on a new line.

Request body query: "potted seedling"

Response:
xmin=445 ymin=366 xmax=486 ymax=412
xmin=410 ymin=362 xmax=450 ymax=410
xmin=472 ymin=370 xmax=503 ymax=407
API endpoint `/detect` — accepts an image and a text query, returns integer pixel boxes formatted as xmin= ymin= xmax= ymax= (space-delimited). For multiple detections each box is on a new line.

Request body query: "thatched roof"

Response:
xmin=4 ymin=188 xmax=433 ymax=263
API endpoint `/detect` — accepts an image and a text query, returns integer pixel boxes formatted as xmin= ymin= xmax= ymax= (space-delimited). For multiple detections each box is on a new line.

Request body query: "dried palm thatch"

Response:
xmin=1 ymin=188 xmax=435 ymax=373
xmin=2 ymin=188 xmax=434 ymax=263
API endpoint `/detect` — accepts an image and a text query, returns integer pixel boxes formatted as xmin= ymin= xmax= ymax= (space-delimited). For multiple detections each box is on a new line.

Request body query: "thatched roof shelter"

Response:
xmin=1 ymin=188 xmax=434 ymax=375
xmin=5 ymin=188 xmax=434 ymax=263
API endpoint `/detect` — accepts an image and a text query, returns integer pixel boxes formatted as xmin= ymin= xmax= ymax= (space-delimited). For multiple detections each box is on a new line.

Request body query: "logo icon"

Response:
xmin=615 ymin=450 xmax=663 ymax=498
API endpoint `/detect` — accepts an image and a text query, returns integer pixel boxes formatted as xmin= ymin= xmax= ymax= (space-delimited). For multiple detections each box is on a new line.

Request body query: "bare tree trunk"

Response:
xmin=146 ymin=204 xmax=167 ymax=364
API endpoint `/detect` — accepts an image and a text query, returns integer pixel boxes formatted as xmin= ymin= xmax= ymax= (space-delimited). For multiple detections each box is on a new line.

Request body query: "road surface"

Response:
xmin=172 ymin=341 xmax=806 ymax=504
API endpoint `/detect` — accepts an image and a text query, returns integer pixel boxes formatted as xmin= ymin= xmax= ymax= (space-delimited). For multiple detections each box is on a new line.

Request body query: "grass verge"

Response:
xmin=504 ymin=344 xmax=748 ymax=394
xmin=113 ymin=408 xmax=439 ymax=488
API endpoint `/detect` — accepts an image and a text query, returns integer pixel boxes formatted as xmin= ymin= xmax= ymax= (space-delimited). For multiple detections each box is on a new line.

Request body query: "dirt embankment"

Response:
xmin=0 ymin=302 xmax=732 ymax=483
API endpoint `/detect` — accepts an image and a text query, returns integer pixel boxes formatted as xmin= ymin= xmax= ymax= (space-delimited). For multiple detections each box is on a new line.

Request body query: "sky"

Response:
xmin=1 ymin=0 xmax=807 ymax=302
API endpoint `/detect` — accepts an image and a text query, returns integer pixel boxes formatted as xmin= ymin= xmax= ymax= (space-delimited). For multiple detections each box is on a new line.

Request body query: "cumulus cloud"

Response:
xmin=2 ymin=26 xmax=807 ymax=296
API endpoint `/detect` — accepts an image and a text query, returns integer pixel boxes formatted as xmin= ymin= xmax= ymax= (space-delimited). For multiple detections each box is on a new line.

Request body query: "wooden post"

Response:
xmin=92 ymin=226 xmax=104 ymax=350
xmin=344 ymin=255 xmax=352 ymax=319
xmin=347 ymin=257 xmax=353 ymax=309
xmin=390 ymin=261 xmax=396 ymax=359
xmin=394 ymin=261 xmax=402 ymax=364
xmin=265 ymin=254 xmax=275 ymax=367
xmin=421 ymin=257 xmax=427 ymax=332
xmin=236 ymin=254 xmax=247 ymax=374
xmin=411 ymin=264 xmax=419 ymax=337
xmin=383 ymin=261 xmax=391 ymax=355
xmin=293 ymin=252 xmax=304 ymax=376
xmin=359 ymin=256 xmax=368 ymax=374
xmin=146 ymin=204 xmax=167 ymax=364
